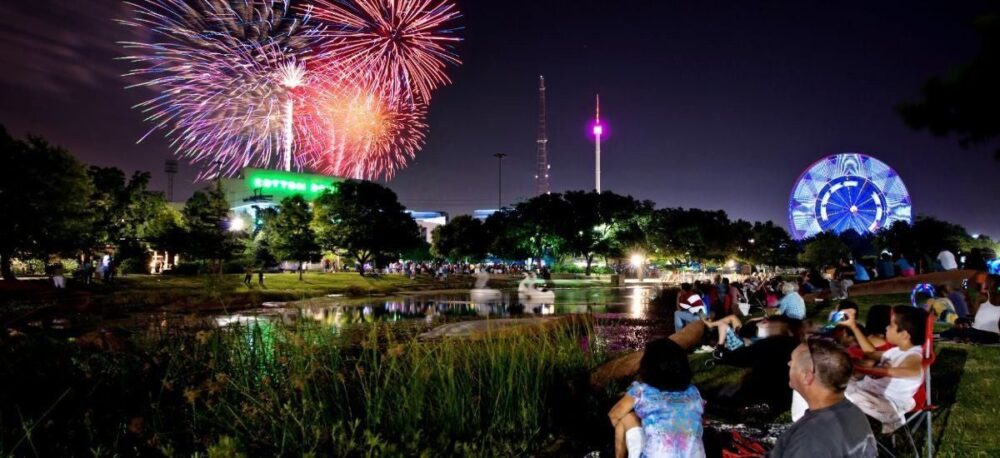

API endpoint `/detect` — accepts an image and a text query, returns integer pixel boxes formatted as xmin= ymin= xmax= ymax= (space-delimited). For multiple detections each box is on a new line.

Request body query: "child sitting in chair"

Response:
xmin=837 ymin=306 xmax=927 ymax=433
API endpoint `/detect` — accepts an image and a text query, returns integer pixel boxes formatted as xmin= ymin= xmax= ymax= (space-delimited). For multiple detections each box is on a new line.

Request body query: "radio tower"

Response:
xmin=535 ymin=75 xmax=550 ymax=195
xmin=164 ymin=159 xmax=178 ymax=201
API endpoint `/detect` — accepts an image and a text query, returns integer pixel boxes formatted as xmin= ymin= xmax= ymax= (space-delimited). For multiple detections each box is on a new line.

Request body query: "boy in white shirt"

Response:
xmin=838 ymin=305 xmax=928 ymax=433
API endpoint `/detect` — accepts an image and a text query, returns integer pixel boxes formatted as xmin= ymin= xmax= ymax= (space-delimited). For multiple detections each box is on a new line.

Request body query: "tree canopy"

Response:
xmin=311 ymin=180 xmax=421 ymax=275
xmin=898 ymin=13 xmax=1000 ymax=160
xmin=263 ymin=195 xmax=320 ymax=280
xmin=0 ymin=127 xmax=95 ymax=279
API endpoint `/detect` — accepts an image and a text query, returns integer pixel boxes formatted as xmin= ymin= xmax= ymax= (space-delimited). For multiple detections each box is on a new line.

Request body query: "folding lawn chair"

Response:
xmin=858 ymin=312 xmax=937 ymax=457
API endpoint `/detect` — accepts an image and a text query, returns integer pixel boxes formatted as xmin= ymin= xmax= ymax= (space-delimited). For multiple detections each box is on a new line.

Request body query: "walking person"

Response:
xmin=243 ymin=265 xmax=253 ymax=287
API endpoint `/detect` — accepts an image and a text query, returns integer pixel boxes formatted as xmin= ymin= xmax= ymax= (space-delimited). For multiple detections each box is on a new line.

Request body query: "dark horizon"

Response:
xmin=2 ymin=0 xmax=998 ymax=237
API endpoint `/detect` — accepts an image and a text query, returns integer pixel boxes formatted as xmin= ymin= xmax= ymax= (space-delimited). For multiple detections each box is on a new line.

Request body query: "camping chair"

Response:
xmin=857 ymin=312 xmax=937 ymax=457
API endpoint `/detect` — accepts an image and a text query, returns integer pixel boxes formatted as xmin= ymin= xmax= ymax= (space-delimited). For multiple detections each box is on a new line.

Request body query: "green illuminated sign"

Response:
xmin=243 ymin=168 xmax=340 ymax=200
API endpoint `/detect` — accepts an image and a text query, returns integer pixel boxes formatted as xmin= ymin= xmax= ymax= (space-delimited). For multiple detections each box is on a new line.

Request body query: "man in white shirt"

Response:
xmin=936 ymin=250 xmax=958 ymax=271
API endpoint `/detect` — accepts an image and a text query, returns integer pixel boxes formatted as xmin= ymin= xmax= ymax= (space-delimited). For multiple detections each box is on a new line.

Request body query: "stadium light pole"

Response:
xmin=493 ymin=152 xmax=507 ymax=210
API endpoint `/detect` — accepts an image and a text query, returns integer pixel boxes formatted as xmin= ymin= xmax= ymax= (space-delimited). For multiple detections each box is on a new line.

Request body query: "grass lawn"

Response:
xmin=103 ymin=272 xmax=475 ymax=307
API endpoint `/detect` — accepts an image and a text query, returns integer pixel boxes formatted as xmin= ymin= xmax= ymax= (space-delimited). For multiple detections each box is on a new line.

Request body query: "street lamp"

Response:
xmin=493 ymin=152 xmax=507 ymax=210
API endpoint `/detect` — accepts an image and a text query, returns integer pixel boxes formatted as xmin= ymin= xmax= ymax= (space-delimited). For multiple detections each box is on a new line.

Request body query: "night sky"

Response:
xmin=1 ymin=0 xmax=998 ymax=237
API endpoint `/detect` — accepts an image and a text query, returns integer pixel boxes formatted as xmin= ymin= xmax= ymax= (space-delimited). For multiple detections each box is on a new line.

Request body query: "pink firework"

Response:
xmin=121 ymin=0 xmax=460 ymax=180
xmin=300 ymin=82 xmax=427 ymax=179
xmin=308 ymin=0 xmax=462 ymax=102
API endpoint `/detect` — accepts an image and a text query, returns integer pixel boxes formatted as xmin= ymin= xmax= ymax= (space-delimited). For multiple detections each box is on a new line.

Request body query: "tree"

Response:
xmin=263 ymin=195 xmax=320 ymax=280
xmin=734 ymin=220 xmax=799 ymax=267
xmin=482 ymin=209 xmax=531 ymax=262
xmin=431 ymin=215 xmax=488 ymax=262
xmin=876 ymin=216 xmax=977 ymax=271
xmin=647 ymin=208 xmax=734 ymax=264
xmin=311 ymin=180 xmax=421 ymax=275
xmin=86 ymin=166 xmax=169 ymax=268
xmin=507 ymin=193 xmax=573 ymax=264
xmin=561 ymin=191 xmax=652 ymax=275
xmin=798 ymin=232 xmax=851 ymax=268
xmin=0 ymin=127 xmax=95 ymax=280
xmin=837 ymin=229 xmax=876 ymax=260
xmin=182 ymin=185 xmax=238 ymax=269
xmin=897 ymin=13 xmax=1000 ymax=160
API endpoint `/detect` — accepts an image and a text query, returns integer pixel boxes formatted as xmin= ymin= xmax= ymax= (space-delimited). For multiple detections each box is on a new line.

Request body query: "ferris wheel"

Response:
xmin=788 ymin=153 xmax=912 ymax=240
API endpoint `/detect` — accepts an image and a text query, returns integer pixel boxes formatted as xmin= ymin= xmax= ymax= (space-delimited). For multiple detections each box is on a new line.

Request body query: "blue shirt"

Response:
xmin=776 ymin=292 xmax=806 ymax=319
xmin=854 ymin=263 xmax=870 ymax=282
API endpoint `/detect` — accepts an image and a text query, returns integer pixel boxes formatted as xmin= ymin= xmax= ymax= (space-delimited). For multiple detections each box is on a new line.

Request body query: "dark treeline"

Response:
xmin=2 ymin=126 xmax=996 ymax=280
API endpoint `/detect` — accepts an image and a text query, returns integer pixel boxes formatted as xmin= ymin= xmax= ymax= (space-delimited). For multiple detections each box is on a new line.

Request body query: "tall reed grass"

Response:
xmin=3 ymin=319 xmax=600 ymax=456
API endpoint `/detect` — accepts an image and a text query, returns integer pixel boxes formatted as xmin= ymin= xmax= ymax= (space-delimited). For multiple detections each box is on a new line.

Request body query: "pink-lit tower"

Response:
xmin=593 ymin=94 xmax=603 ymax=193
xmin=535 ymin=75 xmax=551 ymax=195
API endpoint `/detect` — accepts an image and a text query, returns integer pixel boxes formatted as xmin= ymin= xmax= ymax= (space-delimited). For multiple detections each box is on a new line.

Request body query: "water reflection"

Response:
xmin=212 ymin=286 xmax=662 ymax=335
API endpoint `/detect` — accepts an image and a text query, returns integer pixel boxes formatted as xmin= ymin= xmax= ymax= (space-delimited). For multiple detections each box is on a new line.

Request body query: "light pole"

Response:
xmin=493 ymin=152 xmax=507 ymax=210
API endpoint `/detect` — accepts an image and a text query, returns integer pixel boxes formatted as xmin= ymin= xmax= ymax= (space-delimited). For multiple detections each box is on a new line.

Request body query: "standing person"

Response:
xmin=608 ymin=339 xmax=705 ymax=458
xmin=257 ymin=268 xmax=265 ymax=287
xmin=243 ymin=266 xmax=253 ymax=287
xmin=937 ymin=249 xmax=958 ymax=271
xmin=772 ymin=338 xmax=876 ymax=457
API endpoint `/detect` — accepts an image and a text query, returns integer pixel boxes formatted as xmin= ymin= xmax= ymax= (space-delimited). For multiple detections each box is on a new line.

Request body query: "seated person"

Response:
xmin=608 ymin=339 xmax=704 ymax=458
xmin=829 ymin=304 xmax=892 ymax=363
xmin=776 ymin=337 xmax=877 ymax=457
xmin=838 ymin=306 xmax=927 ymax=433
xmin=942 ymin=284 xmax=970 ymax=318
xmin=924 ymin=287 xmax=958 ymax=323
xmin=829 ymin=259 xmax=856 ymax=300
xmin=714 ymin=316 xmax=804 ymax=417
xmin=674 ymin=283 xmax=706 ymax=333
xmin=799 ymin=272 xmax=816 ymax=294
xmin=853 ymin=261 xmax=871 ymax=283
xmin=705 ymin=297 xmax=806 ymax=351
xmin=941 ymin=275 xmax=1000 ymax=344
xmin=776 ymin=281 xmax=806 ymax=320
xmin=876 ymin=254 xmax=896 ymax=279
xmin=895 ymin=255 xmax=916 ymax=278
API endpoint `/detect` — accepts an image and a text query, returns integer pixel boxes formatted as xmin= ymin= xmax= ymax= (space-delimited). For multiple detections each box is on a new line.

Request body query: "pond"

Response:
xmin=208 ymin=285 xmax=675 ymax=353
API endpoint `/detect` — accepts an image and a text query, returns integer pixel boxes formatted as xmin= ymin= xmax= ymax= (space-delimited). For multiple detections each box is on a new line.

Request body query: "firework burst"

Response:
xmin=121 ymin=0 xmax=460 ymax=180
xmin=120 ymin=0 xmax=323 ymax=178
xmin=309 ymin=0 xmax=462 ymax=103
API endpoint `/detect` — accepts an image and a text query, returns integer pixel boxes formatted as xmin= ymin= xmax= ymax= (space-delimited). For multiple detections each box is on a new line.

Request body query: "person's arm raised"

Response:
xmin=838 ymin=309 xmax=883 ymax=359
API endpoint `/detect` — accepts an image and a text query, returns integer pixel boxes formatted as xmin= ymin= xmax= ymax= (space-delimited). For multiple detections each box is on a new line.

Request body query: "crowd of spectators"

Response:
xmin=609 ymin=273 xmax=999 ymax=458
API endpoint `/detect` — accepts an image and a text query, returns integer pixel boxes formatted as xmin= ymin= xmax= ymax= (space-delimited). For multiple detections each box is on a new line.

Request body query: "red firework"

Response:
xmin=308 ymin=0 xmax=462 ymax=102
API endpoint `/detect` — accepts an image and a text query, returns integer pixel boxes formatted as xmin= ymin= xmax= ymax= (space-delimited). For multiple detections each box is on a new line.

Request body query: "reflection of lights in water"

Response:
xmin=215 ymin=314 xmax=262 ymax=327
xmin=629 ymin=286 xmax=647 ymax=318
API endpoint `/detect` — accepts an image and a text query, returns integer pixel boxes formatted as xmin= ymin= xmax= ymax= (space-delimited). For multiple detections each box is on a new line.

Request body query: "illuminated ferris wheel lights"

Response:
xmin=788 ymin=153 xmax=912 ymax=240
